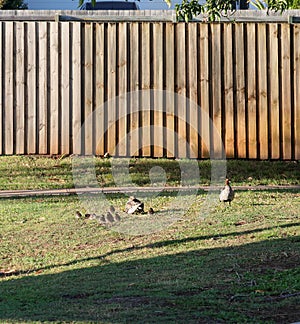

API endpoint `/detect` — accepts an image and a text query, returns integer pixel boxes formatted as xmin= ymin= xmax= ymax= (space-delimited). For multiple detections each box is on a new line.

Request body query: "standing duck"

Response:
xmin=219 ymin=179 xmax=235 ymax=205
xmin=125 ymin=196 xmax=144 ymax=214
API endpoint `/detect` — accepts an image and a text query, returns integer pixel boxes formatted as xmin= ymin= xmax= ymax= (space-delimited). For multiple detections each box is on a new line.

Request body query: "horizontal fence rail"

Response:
xmin=1 ymin=10 xmax=300 ymax=23
xmin=0 ymin=10 xmax=176 ymax=22
xmin=0 ymin=21 xmax=299 ymax=159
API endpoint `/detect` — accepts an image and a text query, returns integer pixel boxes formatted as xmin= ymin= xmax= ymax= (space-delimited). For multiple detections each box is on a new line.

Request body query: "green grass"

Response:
xmin=0 ymin=189 xmax=299 ymax=323
xmin=0 ymin=156 xmax=299 ymax=190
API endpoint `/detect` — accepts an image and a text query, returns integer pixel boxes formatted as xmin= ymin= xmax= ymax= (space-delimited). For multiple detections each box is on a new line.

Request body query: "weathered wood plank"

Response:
xmin=246 ymin=23 xmax=257 ymax=159
xmin=27 ymin=22 xmax=37 ymax=154
xmin=211 ymin=23 xmax=223 ymax=159
xmin=141 ymin=22 xmax=151 ymax=157
xmin=84 ymin=22 xmax=93 ymax=155
xmin=107 ymin=23 xmax=117 ymax=156
xmin=38 ymin=22 xmax=48 ymax=154
xmin=281 ymin=23 xmax=292 ymax=160
xmin=0 ymin=23 xmax=2 ymax=155
xmin=165 ymin=22 xmax=175 ymax=158
xmin=188 ymin=23 xmax=198 ymax=159
xmin=269 ymin=23 xmax=280 ymax=159
xmin=50 ymin=22 xmax=59 ymax=155
xmin=15 ymin=22 xmax=25 ymax=154
xmin=224 ymin=23 xmax=235 ymax=158
xmin=294 ymin=25 xmax=300 ymax=160
xmin=72 ymin=22 xmax=82 ymax=155
xmin=257 ymin=24 xmax=268 ymax=159
xmin=235 ymin=23 xmax=246 ymax=158
xmin=199 ymin=23 xmax=210 ymax=159
xmin=129 ymin=22 xmax=139 ymax=157
xmin=117 ymin=22 xmax=128 ymax=157
xmin=153 ymin=22 xmax=164 ymax=157
xmin=95 ymin=23 xmax=105 ymax=156
xmin=1 ymin=10 xmax=297 ymax=23
xmin=4 ymin=22 xmax=14 ymax=154
xmin=176 ymin=23 xmax=186 ymax=158
xmin=61 ymin=22 xmax=70 ymax=155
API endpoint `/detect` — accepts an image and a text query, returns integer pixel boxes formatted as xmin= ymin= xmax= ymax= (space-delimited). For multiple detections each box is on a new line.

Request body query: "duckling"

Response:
xmin=89 ymin=213 xmax=97 ymax=220
xmin=148 ymin=208 xmax=154 ymax=215
xmin=96 ymin=214 xmax=106 ymax=224
xmin=114 ymin=212 xmax=121 ymax=222
xmin=105 ymin=211 xmax=115 ymax=223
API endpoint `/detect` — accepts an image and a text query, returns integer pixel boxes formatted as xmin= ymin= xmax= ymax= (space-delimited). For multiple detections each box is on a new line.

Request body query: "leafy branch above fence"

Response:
xmin=165 ymin=0 xmax=300 ymax=21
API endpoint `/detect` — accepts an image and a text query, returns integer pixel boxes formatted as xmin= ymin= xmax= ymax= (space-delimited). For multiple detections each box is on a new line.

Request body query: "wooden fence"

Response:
xmin=0 ymin=21 xmax=299 ymax=159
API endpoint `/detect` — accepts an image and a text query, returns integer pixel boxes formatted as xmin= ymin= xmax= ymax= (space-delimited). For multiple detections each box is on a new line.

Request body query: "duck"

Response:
xmin=219 ymin=179 xmax=234 ymax=205
xmin=125 ymin=196 xmax=144 ymax=214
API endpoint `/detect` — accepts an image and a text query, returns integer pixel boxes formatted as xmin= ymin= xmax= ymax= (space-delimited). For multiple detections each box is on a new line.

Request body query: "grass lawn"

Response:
xmin=0 ymin=187 xmax=299 ymax=323
xmin=0 ymin=155 xmax=299 ymax=190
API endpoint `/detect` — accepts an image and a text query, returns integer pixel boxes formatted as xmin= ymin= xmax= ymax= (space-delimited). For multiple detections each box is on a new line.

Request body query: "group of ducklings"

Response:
xmin=75 ymin=196 xmax=154 ymax=226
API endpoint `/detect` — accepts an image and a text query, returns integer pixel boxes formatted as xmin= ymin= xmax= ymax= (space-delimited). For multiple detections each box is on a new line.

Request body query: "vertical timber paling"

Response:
xmin=211 ymin=23 xmax=223 ymax=159
xmin=38 ymin=21 xmax=48 ymax=154
xmin=176 ymin=23 xmax=187 ymax=158
xmin=72 ymin=22 xmax=82 ymax=155
xmin=294 ymin=25 xmax=300 ymax=160
xmin=269 ymin=23 xmax=280 ymax=159
xmin=84 ymin=22 xmax=93 ymax=155
xmin=165 ymin=22 xmax=175 ymax=158
xmin=15 ymin=22 xmax=25 ymax=154
xmin=117 ymin=22 xmax=128 ymax=157
xmin=281 ymin=23 xmax=292 ymax=160
xmin=141 ymin=22 xmax=151 ymax=157
xmin=224 ymin=23 xmax=235 ymax=158
xmin=129 ymin=22 xmax=139 ymax=157
xmin=246 ymin=23 xmax=257 ymax=159
xmin=235 ymin=23 xmax=247 ymax=159
xmin=199 ymin=23 xmax=210 ymax=159
xmin=5 ymin=22 xmax=14 ymax=155
xmin=188 ymin=23 xmax=199 ymax=159
xmin=27 ymin=22 xmax=37 ymax=154
xmin=257 ymin=24 xmax=268 ymax=159
xmin=153 ymin=22 xmax=164 ymax=158
xmin=61 ymin=22 xmax=70 ymax=155
xmin=95 ymin=23 xmax=105 ymax=156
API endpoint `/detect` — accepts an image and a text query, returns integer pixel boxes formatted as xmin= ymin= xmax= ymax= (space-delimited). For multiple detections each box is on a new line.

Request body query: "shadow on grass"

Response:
xmin=0 ymin=236 xmax=299 ymax=323
xmin=2 ymin=221 xmax=299 ymax=278
xmin=0 ymin=157 xmax=299 ymax=190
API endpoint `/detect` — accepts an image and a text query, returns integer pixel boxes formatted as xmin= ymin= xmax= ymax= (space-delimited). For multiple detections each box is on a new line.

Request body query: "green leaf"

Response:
xmin=250 ymin=0 xmax=266 ymax=9
xmin=165 ymin=0 xmax=172 ymax=7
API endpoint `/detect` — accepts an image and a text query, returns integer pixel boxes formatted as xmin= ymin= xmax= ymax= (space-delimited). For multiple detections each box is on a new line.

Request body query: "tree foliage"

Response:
xmin=173 ymin=0 xmax=236 ymax=22
xmin=0 ymin=0 xmax=27 ymax=9
xmin=289 ymin=0 xmax=300 ymax=8
xmin=166 ymin=0 xmax=299 ymax=22
xmin=251 ymin=0 xmax=288 ymax=13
